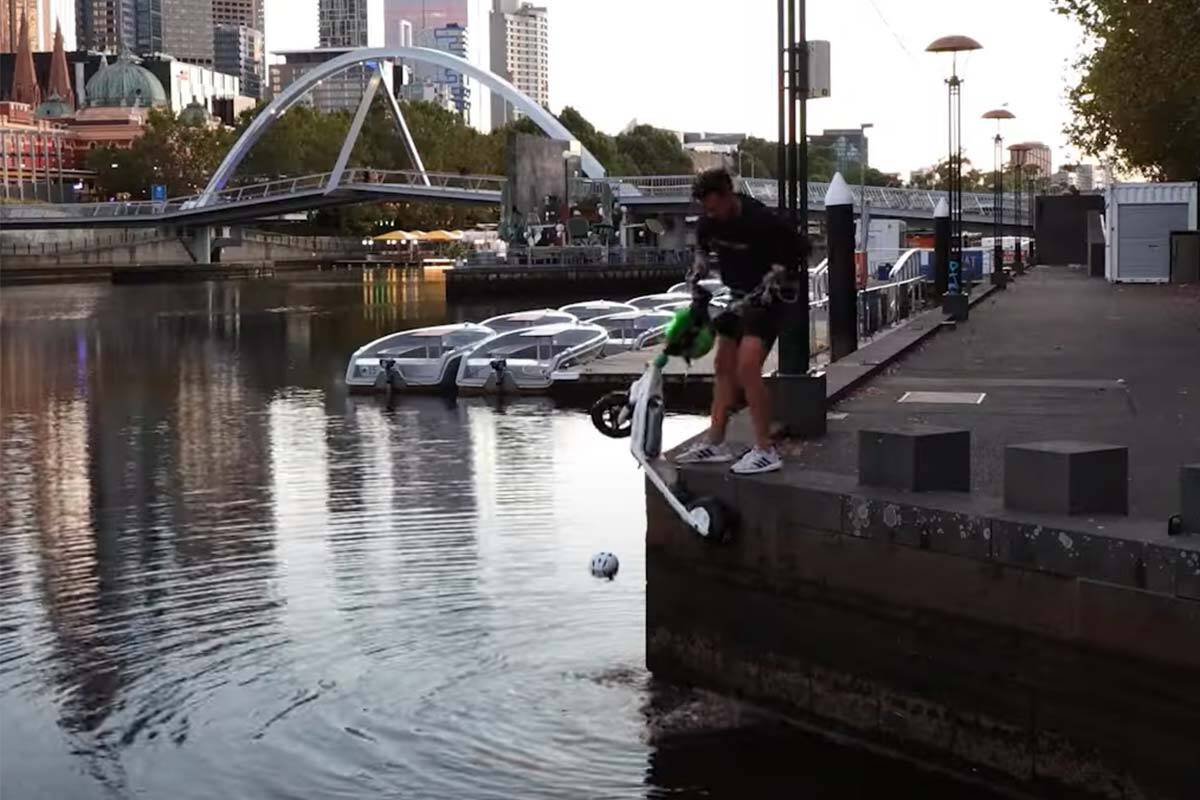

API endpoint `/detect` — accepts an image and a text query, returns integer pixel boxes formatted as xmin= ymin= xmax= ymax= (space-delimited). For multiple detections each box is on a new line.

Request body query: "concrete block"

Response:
xmin=859 ymin=426 xmax=970 ymax=493
xmin=768 ymin=371 xmax=826 ymax=438
xmin=1182 ymin=464 xmax=1200 ymax=534
xmin=942 ymin=292 xmax=969 ymax=321
xmin=1004 ymin=441 xmax=1128 ymax=516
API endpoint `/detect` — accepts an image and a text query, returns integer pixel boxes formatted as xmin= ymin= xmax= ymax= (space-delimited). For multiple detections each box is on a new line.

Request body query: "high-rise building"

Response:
xmin=211 ymin=0 xmax=260 ymax=30
xmin=489 ymin=1 xmax=546 ymax=127
xmin=134 ymin=0 xmax=161 ymax=53
xmin=320 ymin=0 xmax=369 ymax=48
xmin=385 ymin=0 xmax=491 ymax=131
xmin=214 ymin=22 xmax=261 ymax=97
xmin=162 ymin=0 xmax=213 ymax=65
xmin=75 ymin=0 xmax=137 ymax=52
xmin=2 ymin=1 xmax=49 ymax=53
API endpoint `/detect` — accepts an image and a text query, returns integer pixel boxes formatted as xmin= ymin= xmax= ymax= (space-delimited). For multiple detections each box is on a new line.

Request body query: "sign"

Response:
xmin=151 ymin=184 xmax=167 ymax=202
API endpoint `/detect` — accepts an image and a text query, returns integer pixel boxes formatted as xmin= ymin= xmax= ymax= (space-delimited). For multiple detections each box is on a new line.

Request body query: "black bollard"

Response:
xmin=933 ymin=198 xmax=949 ymax=296
xmin=826 ymin=173 xmax=857 ymax=361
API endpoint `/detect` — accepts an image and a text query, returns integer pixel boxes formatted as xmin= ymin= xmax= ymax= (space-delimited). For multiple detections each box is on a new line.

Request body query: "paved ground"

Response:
xmin=759 ymin=266 xmax=1200 ymax=520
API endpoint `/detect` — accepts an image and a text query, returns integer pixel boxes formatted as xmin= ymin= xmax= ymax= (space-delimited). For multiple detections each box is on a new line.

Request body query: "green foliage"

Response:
xmin=87 ymin=108 xmax=235 ymax=199
xmin=907 ymin=158 xmax=990 ymax=191
xmin=1053 ymin=0 xmax=1200 ymax=179
xmin=614 ymin=124 xmax=693 ymax=175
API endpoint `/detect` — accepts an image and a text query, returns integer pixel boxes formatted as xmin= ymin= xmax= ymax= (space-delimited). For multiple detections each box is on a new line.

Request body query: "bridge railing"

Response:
xmin=602 ymin=175 xmax=1028 ymax=224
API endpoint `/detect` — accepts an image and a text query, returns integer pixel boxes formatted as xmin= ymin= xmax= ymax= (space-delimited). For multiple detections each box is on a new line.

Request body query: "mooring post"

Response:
xmin=826 ymin=173 xmax=857 ymax=361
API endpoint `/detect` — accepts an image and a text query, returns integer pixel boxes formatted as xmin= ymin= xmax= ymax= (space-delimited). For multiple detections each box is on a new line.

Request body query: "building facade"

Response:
xmin=75 ymin=0 xmax=138 ymax=52
xmin=270 ymin=47 xmax=395 ymax=113
xmin=809 ymin=128 xmax=868 ymax=174
xmin=211 ymin=0 xmax=260 ymax=29
xmin=489 ymin=1 xmax=545 ymax=126
xmin=214 ymin=22 xmax=262 ymax=97
xmin=2 ymin=0 xmax=51 ymax=53
xmin=162 ymin=0 xmax=214 ymax=65
xmin=383 ymin=0 xmax=491 ymax=131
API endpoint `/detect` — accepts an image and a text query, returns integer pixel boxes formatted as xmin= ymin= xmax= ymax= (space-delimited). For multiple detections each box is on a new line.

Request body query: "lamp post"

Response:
xmin=1008 ymin=142 xmax=1031 ymax=274
xmin=776 ymin=0 xmax=810 ymax=376
xmin=982 ymin=108 xmax=1014 ymax=287
xmin=926 ymin=35 xmax=982 ymax=301
xmin=858 ymin=122 xmax=874 ymax=277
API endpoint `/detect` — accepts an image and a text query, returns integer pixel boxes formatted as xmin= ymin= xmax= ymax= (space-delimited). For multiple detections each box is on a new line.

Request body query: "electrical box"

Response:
xmin=806 ymin=41 xmax=832 ymax=99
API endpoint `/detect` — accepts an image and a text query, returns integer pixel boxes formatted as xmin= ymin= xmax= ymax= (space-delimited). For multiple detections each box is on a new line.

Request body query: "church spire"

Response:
xmin=11 ymin=13 xmax=42 ymax=107
xmin=46 ymin=19 xmax=74 ymax=108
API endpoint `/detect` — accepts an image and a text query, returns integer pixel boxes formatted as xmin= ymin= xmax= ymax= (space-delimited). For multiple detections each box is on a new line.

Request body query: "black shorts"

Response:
xmin=712 ymin=300 xmax=783 ymax=348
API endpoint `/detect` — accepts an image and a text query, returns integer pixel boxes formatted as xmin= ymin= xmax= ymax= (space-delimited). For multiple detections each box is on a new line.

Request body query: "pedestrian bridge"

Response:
xmin=0 ymin=170 xmax=1026 ymax=230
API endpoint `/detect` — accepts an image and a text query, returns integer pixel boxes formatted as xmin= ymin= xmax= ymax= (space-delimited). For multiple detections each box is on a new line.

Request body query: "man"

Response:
xmin=675 ymin=168 xmax=806 ymax=475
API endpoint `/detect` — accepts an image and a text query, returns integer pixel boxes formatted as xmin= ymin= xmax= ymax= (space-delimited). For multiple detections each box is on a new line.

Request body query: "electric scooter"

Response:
xmin=590 ymin=273 xmax=792 ymax=544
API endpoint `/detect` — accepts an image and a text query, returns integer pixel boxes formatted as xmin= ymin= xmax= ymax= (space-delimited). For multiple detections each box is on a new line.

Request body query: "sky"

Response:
xmin=62 ymin=0 xmax=1091 ymax=177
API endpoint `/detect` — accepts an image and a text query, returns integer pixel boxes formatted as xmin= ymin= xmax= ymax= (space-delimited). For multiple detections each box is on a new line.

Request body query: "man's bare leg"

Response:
xmin=708 ymin=335 xmax=740 ymax=443
xmin=736 ymin=335 xmax=773 ymax=450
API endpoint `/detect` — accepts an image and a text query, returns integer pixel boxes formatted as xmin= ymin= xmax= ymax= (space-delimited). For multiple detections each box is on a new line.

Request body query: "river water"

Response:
xmin=1 ymin=269 xmax=991 ymax=799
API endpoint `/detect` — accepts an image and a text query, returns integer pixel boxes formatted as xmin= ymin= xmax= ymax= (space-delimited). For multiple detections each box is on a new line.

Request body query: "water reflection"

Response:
xmin=1 ymin=273 xmax=995 ymax=799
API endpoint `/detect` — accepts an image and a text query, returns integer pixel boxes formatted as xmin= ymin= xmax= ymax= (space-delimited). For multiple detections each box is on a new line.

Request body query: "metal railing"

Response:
xmin=602 ymin=175 xmax=1028 ymax=224
xmin=0 ymin=169 xmax=507 ymax=224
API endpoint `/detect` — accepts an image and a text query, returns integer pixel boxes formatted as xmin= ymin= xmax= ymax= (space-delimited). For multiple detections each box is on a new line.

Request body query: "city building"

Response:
xmin=384 ymin=0 xmax=491 ymax=131
xmin=489 ymin=0 xmax=545 ymax=127
xmin=162 ymin=0 xmax=215 ymax=66
xmin=214 ymin=22 xmax=263 ymax=98
xmin=211 ymin=0 xmax=261 ymax=30
xmin=75 ymin=0 xmax=137 ymax=52
xmin=809 ymin=128 xmax=869 ymax=173
xmin=142 ymin=53 xmax=245 ymax=114
xmin=2 ymin=0 xmax=49 ymax=52
xmin=270 ymin=47 xmax=395 ymax=113
xmin=319 ymin=0 xmax=384 ymax=48
xmin=1010 ymin=140 xmax=1052 ymax=177
xmin=398 ymin=76 xmax=455 ymax=112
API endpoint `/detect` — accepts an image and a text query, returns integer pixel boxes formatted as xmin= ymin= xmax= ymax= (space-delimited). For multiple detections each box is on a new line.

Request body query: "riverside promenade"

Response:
xmin=648 ymin=266 xmax=1200 ymax=799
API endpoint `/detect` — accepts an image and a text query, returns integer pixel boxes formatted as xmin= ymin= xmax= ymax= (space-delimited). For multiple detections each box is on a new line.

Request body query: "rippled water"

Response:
xmin=1 ymin=271 xmax=993 ymax=798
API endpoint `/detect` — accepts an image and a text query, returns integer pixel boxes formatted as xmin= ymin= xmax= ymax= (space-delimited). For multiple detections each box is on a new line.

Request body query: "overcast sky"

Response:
xmin=257 ymin=0 xmax=1089 ymax=176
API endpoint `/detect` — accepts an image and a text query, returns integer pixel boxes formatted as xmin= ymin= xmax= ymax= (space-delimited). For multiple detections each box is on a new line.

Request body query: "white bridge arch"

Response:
xmin=199 ymin=46 xmax=604 ymax=206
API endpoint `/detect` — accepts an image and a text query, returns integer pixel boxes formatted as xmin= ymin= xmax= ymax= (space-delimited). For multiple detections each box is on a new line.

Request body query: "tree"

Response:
xmin=613 ymin=124 xmax=692 ymax=175
xmin=906 ymin=158 xmax=990 ymax=191
xmin=87 ymin=109 xmax=234 ymax=199
xmin=1053 ymin=0 xmax=1200 ymax=180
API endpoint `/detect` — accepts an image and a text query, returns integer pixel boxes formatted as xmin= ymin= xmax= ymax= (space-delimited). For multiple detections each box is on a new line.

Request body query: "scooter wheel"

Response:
xmin=687 ymin=497 xmax=734 ymax=545
xmin=591 ymin=391 xmax=632 ymax=438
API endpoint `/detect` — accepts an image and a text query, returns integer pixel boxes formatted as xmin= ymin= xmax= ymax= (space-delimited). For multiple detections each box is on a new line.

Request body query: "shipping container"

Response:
xmin=1105 ymin=182 xmax=1199 ymax=283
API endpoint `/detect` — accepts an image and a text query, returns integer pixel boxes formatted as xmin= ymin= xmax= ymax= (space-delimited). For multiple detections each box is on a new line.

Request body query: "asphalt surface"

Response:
xmin=771 ymin=266 xmax=1200 ymax=520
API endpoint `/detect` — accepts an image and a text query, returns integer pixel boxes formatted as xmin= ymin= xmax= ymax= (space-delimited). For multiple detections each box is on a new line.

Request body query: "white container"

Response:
xmin=1105 ymin=181 xmax=1198 ymax=283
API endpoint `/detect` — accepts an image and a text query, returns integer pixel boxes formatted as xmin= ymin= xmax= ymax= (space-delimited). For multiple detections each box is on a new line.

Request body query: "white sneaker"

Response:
xmin=674 ymin=440 xmax=735 ymax=464
xmin=731 ymin=447 xmax=782 ymax=475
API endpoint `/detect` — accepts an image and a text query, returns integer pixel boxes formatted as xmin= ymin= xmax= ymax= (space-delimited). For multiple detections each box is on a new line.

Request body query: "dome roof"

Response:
xmin=84 ymin=51 xmax=167 ymax=108
xmin=178 ymin=99 xmax=212 ymax=127
xmin=35 ymin=92 xmax=74 ymax=119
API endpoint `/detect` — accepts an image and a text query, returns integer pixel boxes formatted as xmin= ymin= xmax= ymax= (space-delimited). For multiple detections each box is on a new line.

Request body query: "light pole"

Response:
xmin=858 ymin=122 xmax=874 ymax=278
xmin=926 ymin=35 xmax=982 ymax=298
xmin=982 ymin=108 xmax=1015 ymax=286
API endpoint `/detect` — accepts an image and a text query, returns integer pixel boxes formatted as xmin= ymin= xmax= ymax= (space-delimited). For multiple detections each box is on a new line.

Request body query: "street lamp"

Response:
xmin=927 ymin=34 xmax=982 ymax=295
xmin=982 ymin=107 xmax=1015 ymax=285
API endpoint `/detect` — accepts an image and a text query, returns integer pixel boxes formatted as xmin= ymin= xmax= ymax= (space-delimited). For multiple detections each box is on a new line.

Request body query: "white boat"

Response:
xmin=456 ymin=323 xmax=609 ymax=395
xmin=626 ymin=292 xmax=692 ymax=310
xmin=558 ymin=299 xmax=638 ymax=320
xmin=345 ymin=323 xmax=495 ymax=393
xmin=481 ymin=308 xmax=578 ymax=332
xmin=591 ymin=310 xmax=676 ymax=353
xmin=668 ymin=278 xmax=730 ymax=298
xmin=656 ymin=295 xmax=729 ymax=314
